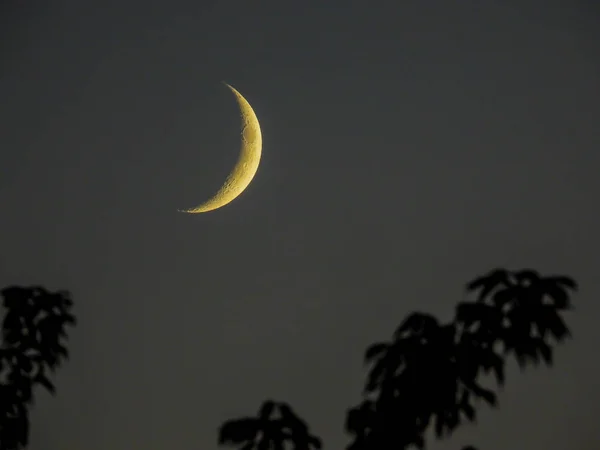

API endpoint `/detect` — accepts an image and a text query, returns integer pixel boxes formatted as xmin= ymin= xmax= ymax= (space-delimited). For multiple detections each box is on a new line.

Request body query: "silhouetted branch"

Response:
xmin=217 ymin=268 xmax=577 ymax=450
xmin=0 ymin=285 xmax=76 ymax=450
xmin=219 ymin=401 xmax=322 ymax=450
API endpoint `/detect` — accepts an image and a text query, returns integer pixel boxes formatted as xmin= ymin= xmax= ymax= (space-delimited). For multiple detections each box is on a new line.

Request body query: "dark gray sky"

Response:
xmin=1 ymin=1 xmax=599 ymax=449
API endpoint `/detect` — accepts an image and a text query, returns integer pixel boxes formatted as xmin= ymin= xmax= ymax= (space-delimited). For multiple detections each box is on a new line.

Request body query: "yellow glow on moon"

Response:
xmin=179 ymin=83 xmax=263 ymax=214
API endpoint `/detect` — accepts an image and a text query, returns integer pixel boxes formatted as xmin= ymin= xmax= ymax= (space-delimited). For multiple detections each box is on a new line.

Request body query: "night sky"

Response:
xmin=1 ymin=1 xmax=599 ymax=449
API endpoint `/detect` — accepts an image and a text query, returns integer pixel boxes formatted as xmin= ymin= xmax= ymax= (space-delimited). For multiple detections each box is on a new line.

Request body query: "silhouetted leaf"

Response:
xmin=64 ymin=312 xmax=77 ymax=325
xmin=466 ymin=269 xmax=510 ymax=302
xmin=513 ymin=269 xmax=541 ymax=286
xmin=545 ymin=275 xmax=578 ymax=291
xmin=308 ymin=435 xmax=322 ymax=449
xmin=363 ymin=342 xmax=389 ymax=364
xmin=461 ymin=401 xmax=475 ymax=422
xmin=279 ymin=403 xmax=308 ymax=431
xmin=539 ymin=283 xmax=570 ymax=310
xmin=34 ymin=373 xmax=56 ymax=394
xmin=279 ymin=403 xmax=323 ymax=450
xmin=218 ymin=419 xmax=259 ymax=445
xmin=258 ymin=400 xmax=276 ymax=421
xmin=56 ymin=344 xmax=70 ymax=359
xmin=536 ymin=339 xmax=553 ymax=365
xmin=543 ymin=310 xmax=571 ymax=342
xmin=394 ymin=312 xmax=440 ymax=339
xmin=434 ymin=413 xmax=444 ymax=437
xmin=363 ymin=341 xmax=406 ymax=394
xmin=466 ymin=383 xmax=497 ymax=408
xmin=345 ymin=402 xmax=373 ymax=434
xmin=514 ymin=347 xmax=528 ymax=369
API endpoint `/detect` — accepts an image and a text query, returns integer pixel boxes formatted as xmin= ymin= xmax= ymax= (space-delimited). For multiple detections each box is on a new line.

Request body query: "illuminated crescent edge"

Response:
xmin=179 ymin=83 xmax=263 ymax=213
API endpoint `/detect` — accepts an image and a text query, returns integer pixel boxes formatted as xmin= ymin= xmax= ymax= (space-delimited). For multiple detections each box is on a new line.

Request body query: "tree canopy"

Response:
xmin=218 ymin=268 xmax=577 ymax=450
xmin=0 ymin=286 xmax=76 ymax=450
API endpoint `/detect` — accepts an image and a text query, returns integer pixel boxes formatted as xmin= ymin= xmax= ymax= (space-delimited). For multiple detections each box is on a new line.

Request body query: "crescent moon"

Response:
xmin=179 ymin=83 xmax=263 ymax=214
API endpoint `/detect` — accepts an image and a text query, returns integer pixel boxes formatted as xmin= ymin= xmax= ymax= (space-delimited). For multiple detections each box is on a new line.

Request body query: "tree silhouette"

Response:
xmin=0 ymin=286 xmax=76 ymax=450
xmin=218 ymin=400 xmax=322 ymax=450
xmin=218 ymin=268 xmax=577 ymax=450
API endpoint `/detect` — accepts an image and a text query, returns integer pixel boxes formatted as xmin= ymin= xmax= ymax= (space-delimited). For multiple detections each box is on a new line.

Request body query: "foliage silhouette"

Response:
xmin=218 ymin=268 xmax=577 ymax=450
xmin=218 ymin=400 xmax=322 ymax=450
xmin=0 ymin=286 xmax=76 ymax=450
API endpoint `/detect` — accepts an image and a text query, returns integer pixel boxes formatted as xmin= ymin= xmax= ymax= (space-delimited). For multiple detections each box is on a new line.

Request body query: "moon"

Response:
xmin=179 ymin=83 xmax=263 ymax=214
